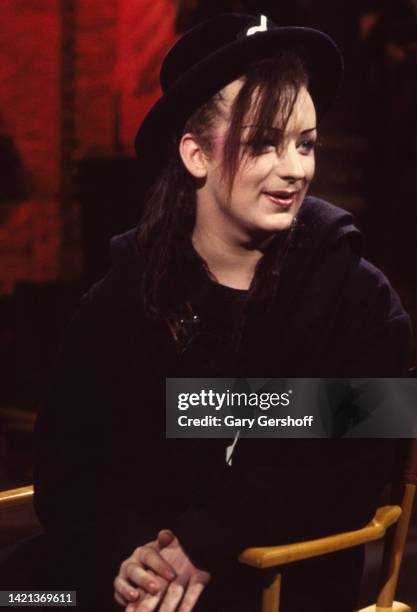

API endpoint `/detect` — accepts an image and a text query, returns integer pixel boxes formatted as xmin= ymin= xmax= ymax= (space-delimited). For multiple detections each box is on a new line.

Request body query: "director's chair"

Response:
xmin=0 ymin=439 xmax=416 ymax=612
xmin=239 ymin=439 xmax=417 ymax=612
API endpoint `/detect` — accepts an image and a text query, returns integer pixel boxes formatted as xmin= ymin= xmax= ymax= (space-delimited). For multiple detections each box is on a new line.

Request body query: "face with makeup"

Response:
xmin=181 ymin=80 xmax=317 ymax=246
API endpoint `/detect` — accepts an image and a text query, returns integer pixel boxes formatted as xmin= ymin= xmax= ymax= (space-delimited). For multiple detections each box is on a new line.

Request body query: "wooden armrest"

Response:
xmin=239 ymin=505 xmax=401 ymax=569
xmin=0 ymin=485 xmax=34 ymax=510
xmin=0 ymin=485 xmax=39 ymax=546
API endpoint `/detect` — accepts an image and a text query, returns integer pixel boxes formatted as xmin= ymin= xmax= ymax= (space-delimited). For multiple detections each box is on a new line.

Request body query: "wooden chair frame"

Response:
xmin=239 ymin=440 xmax=417 ymax=612
xmin=0 ymin=485 xmax=34 ymax=509
xmin=0 ymin=485 xmax=39 ymax=548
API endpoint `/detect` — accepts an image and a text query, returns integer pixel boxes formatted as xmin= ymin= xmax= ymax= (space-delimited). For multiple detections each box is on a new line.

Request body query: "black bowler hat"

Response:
xmin=134 ymin=13 xmax=343 ymax=192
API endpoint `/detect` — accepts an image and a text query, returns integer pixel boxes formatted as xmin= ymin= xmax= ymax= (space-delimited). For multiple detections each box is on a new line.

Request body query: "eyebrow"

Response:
xmin=242 ymin=126 xmax=317 ymax=134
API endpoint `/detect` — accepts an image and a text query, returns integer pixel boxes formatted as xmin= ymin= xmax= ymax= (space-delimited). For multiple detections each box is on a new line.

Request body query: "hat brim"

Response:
xmin=134 ymin=26 xmax=343 ymax=194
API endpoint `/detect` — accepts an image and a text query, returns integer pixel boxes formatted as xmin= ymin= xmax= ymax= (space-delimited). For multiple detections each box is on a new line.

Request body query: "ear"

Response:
xmin=179 ymin=132 xmax=208 ymax=179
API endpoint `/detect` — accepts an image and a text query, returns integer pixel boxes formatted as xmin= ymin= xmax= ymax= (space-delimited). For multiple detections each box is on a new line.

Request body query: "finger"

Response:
xmin=123 ymin=590 xmax=146 ymax=612
xmin=113 ymin=591 xmax=127 ymax=608
xmin=157 ymin=529 xmax=176 ymax=548
xmin=159 ymin=581 xmax=185 ymax=612
xmin=130 ymin=570 xmax=168 ymax=612
xmin=126 ymin=601 xmax=144 ymax=612
xmin=113 ymin=576 xmax=139 ymax=603
xmin=126 ymin=602 xmax=144 ymax=612
xmin=125 ymin=563 xmax=161 ymax=594
xmin=113 ymin=580 xmax=136 ymax=608
xmin=134 ymin=590 xmax=164 ymax=612
xmin=120 ymin=582 xmax=149 ymax=608
xmin=139 ymin=548 xmax=176 ymax=581
xmin=177 ymin=582 xmax=206 ymax=612
xmin=127 ymin=569 xmax=159 ymax=610
xmin=131 ymin=542 xmax=158 ymax=559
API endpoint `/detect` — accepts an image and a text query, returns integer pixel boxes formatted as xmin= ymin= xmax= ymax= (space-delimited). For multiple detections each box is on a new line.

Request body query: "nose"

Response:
xmin=275 ymin=143 xmax=306 ymax=183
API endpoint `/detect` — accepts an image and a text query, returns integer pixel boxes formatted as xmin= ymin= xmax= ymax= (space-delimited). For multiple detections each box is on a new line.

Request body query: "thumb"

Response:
xmin=157 ymin=529 xmax=176 ymax=548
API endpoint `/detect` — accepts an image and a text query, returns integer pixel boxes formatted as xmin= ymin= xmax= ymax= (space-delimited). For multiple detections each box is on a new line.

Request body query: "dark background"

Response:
xmin=0 ymin=1 xmax=416 ymax=605
xmin=1 ymin=0 xmax=416 ymax=480
xmin=1 ymin=0 xmax=416 ymax=470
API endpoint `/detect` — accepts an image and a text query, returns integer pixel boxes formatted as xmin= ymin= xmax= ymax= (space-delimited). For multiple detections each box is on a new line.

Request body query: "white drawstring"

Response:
xmin=225 ymin=429 xmax=240 ymax=466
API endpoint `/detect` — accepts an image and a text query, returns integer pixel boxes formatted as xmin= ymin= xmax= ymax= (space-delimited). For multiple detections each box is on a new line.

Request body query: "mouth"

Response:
xmin=263 ymin=190 xmax=298 ymax=208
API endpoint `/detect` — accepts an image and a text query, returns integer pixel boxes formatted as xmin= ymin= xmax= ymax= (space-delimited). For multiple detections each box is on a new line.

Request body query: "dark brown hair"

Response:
xmin=137 ymin=51 xmax=309 ymax=342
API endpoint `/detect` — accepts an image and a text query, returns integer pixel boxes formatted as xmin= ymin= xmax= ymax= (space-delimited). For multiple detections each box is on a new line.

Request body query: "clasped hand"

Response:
xmin=114 ymin=530 xmax=210 ymax=611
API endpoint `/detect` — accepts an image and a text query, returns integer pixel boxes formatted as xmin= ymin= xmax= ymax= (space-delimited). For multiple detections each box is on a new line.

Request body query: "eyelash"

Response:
xmin=298 ymin=138 xmax=317 ymax=154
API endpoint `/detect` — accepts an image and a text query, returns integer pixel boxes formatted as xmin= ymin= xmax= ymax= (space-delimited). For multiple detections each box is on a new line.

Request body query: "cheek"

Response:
xmin=304 ymin=156 xmax=315 ymax=183
xmin=237 ymin=156 xmax=274 ymax=187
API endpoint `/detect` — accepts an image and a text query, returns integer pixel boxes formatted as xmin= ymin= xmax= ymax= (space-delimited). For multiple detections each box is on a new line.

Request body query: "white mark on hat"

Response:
xmin=246 ymin=15 xmax=268 ymax=37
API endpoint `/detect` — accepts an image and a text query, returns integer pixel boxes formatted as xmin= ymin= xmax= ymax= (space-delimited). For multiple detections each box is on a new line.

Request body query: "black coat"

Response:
xmin=4 ymin=197 xmax=414 ymax=611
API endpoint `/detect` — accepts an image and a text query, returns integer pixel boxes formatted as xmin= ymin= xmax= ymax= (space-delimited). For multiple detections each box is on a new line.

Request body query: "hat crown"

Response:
xmin=160 ymin=13 xmax=274 ymax=92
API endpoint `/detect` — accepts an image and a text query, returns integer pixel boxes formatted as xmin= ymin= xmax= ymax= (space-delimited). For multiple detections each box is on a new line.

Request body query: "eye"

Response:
xmin=297 ymin=138 xmax=316 ymax=154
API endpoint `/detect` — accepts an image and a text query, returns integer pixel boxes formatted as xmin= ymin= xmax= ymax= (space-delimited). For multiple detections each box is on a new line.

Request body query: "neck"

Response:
xmin=192 ymin=222 xmax=273 ymax=291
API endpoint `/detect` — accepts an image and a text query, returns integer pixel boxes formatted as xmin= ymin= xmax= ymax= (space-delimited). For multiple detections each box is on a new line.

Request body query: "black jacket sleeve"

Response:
xmin=32 ymin=279 xmax=159 ymax=605
xmin=336 ymin=258 xmax=414 ymax=377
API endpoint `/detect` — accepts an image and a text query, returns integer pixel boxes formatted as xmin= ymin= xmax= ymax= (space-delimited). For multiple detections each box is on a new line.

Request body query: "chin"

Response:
xmin=264 ymin=212 xmax=296 ymax=233
xmin=241 ymin=213 xmax=296 ymax=239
